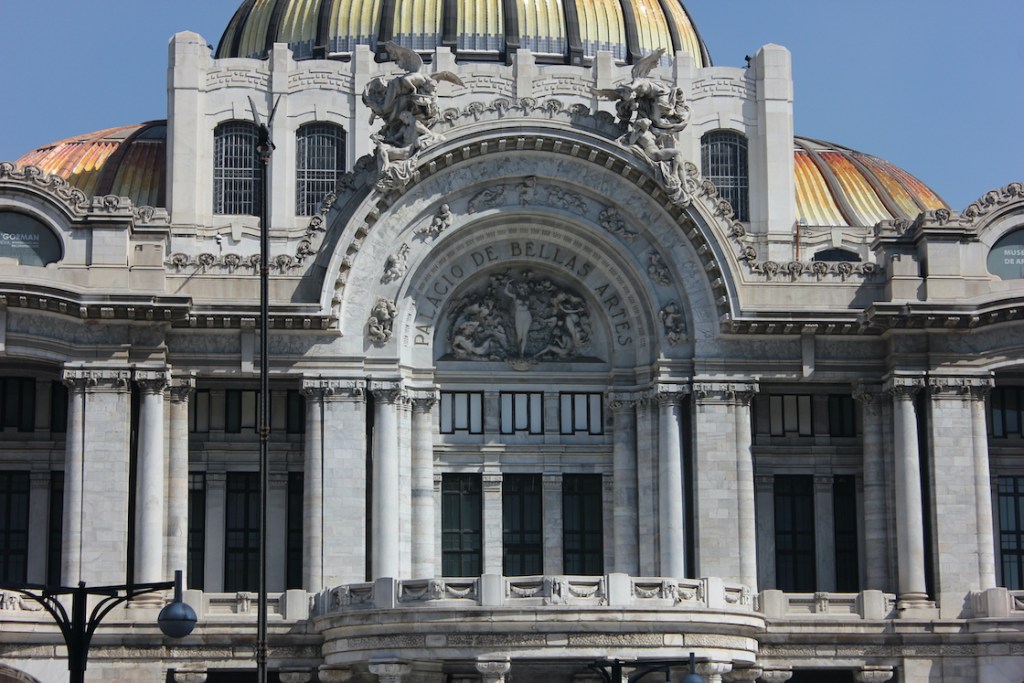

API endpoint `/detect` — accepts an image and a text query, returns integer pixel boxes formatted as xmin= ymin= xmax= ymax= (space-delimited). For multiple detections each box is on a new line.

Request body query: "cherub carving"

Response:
xmin=382 ymin=243 xmax=410 ymax=283
xmin=362 ymin=42 xmax=464 ymax=192
xmin=417 ymin=203 xmax=452 ymax=238
xmin=367 ymin=298 xmax=398 ymax=345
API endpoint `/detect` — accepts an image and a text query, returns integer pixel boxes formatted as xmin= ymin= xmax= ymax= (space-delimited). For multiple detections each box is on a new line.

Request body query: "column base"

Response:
xmin=897 ymin=594 xmax=937 ymax=618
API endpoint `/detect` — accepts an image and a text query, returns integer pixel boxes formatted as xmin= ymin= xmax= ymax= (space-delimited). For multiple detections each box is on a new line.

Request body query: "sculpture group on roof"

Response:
xmin=362 ymin=41 xmax=464 ymax=192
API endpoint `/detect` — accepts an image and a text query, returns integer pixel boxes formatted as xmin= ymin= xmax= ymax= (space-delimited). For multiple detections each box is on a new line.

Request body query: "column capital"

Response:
xmin=608 ymin=391 xmax=641 ymax=411
xmin=135 ymin=368 xmax=170 ymax=394
xmin=408 ymin=388 xmax=439 ymax=412
xmin=63 ymin=366 xmax=132 ymax=392
xmin=542 ymin=473 xmax=562 ymax=492
xmin=653 ymin=383 xmax=690 ymax=406
xmin=884 ymin=374 xmax=925 ymax=399
xmin=696 ymin=661 xmax=733 ymax=679
xmin=853 ymin=382 xmax=885 ymax=416
xmin=853 ymin=667 xmax=894 ymax=683
xmin=476 ymin=658 xmax=511 ymax=682
xmin=759 ymin=670 xmax=793 ymax=683
xmin=369 ymin=380 xmax=403 ymax=404
xmin=927 ymin=373 xmax=994 ymax=400
xmin=813 ymin=473 xmax=834 ymax=491
xmin=302 ymin=378 xmax=367 ymax=401
xmin=724 ymin=667 xmax=762 ymax=682
xmin=482 ymin=473 xmax=503 ymax=492
xmin=168 ymin=376 xmax=195 ymax=403
xmin=755 ymin=474 xmax=774 ymax=492
xmin=692 ymin=380 xmax=758 ymax=404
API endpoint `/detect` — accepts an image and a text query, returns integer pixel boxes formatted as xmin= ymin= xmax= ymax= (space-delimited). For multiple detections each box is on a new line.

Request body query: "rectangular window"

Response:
xmin=191 ymin=389 xmax=211 ymax=433
xmin=503 ymin=474 xmax=543 ymax=576
xmin=50 ymin=381 xmax=68 ymax=433
xmin=0 ymin=471 xmax=30 ymax=583
xmin=833 ymin=475 xmax=859 ymax=592
xmin=828 ymin=394 xmax=856 ymax=438
xmin=999 ymin=476 xmax=1024 ymax=590
xmin=286 ymin=472 xmax=303 ymax=590
xmin=224 ymin=472 xmax=259 ymax=591
xmin=225 ymin=389 xmax=258 ymax=434
xmin=439 ymin=392 xmax=483 ymax=434
xmin=188 ymin=473 xmax=206 ymax=590
xmin=991 ymin=387 xmax=1023 ymax=438
xmin=47 ymin=471 xmax=64 ymax=586
xmin=441 ymin=474 xmax=482 ymax=577
xmin=559 ymin=393 xmax=603 ymax=435
xmin=0 ymin=377 xmax=35 ymax=432
xmin=774 ymin=475 xmax=816 ymax=591
xmin=563 ymin=474 xmax=603 ymax=575
xmin=769 ymin=394 xmax=813 ymax=436
xmin=286 ymin=390 xmax=306 ymax=434
xmin=500 ymin=392 xmax=544 ymax=435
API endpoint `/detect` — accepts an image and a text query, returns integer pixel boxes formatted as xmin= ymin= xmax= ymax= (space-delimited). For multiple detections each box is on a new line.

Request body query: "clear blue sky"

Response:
xmin=1 ymin=1 xmax=1020 ymax=210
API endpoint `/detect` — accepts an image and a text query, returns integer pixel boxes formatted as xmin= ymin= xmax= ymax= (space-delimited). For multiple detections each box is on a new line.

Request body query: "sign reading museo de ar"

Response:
xmin=0 ymin=212 xmax=62 ymax=266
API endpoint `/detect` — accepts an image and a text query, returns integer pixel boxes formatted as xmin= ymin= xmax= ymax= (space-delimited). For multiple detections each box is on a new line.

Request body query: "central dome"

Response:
xmin=217 ymin=0 xmax=710 ymax=67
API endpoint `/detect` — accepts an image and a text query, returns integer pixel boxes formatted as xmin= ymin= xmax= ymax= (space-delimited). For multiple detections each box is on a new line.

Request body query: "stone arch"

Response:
xmin=315 ymin=125 xmax=744 ymax=332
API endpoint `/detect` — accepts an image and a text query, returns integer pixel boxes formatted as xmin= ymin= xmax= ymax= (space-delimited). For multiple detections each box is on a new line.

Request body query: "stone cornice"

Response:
xmin=927 ymin=374 xmax=994 ymax=399
xmin=62 ymin=367 xmax=131 ymax=392
xmin=884 ymin=374 xmax=925 ymax=399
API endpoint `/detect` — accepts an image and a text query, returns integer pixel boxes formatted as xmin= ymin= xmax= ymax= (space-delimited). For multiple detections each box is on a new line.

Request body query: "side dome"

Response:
xmin=14 ymin=122 xmax=167 ymax=209
xmin=216 ymin=0 xmax=711 ymax=67
xmin=794 ymin=137 xmax=948 ymax=228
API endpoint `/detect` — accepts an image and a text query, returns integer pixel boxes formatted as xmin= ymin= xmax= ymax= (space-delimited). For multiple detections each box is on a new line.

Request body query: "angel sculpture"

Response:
xmin=595 ymin=48 xmax=691 ymax=135
xmin=362 ymin=41 xmax=464 ymax=191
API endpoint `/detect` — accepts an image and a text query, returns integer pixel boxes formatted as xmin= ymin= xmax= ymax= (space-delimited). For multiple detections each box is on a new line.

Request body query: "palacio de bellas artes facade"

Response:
xmin=1 ymin=0 xmax=1024 ymax=681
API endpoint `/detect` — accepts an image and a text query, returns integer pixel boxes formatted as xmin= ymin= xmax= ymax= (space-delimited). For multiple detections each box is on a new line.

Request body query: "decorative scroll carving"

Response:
xmin=961 ymin=182 xmax=1024 ymax=223
xmin=367 ymin=298 xmax=397 ymax=345
xmin=134 ymin=369 xmax=170 ymax=394
xmin=0 ymin=162 xmax=92 ymax=215
xmin=445 ymin=270 xmax=594 ymax=366
xmin=363 ymin=42 xmax=463 ymax=193
xmin=381 ymin=243 xmax=410 ymax=283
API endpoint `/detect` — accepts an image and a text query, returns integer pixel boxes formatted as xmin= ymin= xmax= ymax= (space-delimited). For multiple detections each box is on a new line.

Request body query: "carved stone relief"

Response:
xmin=416 ymin=203 xmax=452 ymax=239
xmin=367 ymin=298 xmax=397 ymax=345
xmin=444 ymin=269 xmax=596 ymax=367
xmin=382 ymin=243 xmax=410 ymax=283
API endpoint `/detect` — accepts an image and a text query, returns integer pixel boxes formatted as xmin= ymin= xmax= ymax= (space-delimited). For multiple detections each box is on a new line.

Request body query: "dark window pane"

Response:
xmin=999 ymin=476 xmax=1024 ymax=590
xmin=214 ymin=122 xmax=261 ymax=216
xmin=0 ymin=471 xmax=30 ymax=583
xmin=563 ymin=474 xmax=603 ymax=575
xmin=441 ymin=474 xmax=481 ymax=576
xmin=188 ymin=473 xmax=207 ymax=590
xmin=503 ymin=474 xmax=543 ymax=575
xmin=225 ymin=472 xmax=259 ymax=591
xmin=701 ymin=131 xmax=749 ymax=222
xmin=774 ymin=475 xmax=816 ymax=591
xmin=50 ymin=381 xmax=68 ymax=433
xmin=47 ymin=471 xmax=64 ymax=586
xmin=296 ymin=124 xmax=346 ymax=216
xmin=833 ymin=475 xmax=859 ymax=592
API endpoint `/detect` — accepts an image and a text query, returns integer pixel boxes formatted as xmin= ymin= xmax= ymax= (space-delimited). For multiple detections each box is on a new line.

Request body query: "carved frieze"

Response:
xmin=444 ymin=269 xmax=595 ymax=366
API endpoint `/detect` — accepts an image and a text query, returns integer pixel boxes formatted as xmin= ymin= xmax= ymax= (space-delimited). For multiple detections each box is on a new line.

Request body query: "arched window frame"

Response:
xmin=701 ymin=130 xmax=749 ymax=222
xmin=213 ymin=121 xmax=261 ymax=216
xmin=295 ymin=123 xmax=346 ymax=216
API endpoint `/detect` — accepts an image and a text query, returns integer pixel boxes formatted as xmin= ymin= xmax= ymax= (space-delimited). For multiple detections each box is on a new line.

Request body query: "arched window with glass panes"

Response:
xmin=296 ymin=123 xmax=346 ymax=216
xmin=213 ymin=121 xmax=261 ymax=215
xmin=701 ymin=130 xmax=749 ymax=222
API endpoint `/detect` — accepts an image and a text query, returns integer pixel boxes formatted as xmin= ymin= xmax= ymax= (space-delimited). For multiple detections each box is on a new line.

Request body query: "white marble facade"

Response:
xmin=0 ymin=13 xmax=1023 ymax=683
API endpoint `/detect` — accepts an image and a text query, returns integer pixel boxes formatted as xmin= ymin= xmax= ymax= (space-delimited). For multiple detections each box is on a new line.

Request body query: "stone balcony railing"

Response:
xmin=757 ymin=589 xmax=897 ymax=620
xmin=971 ymin=587 xmax=1024 ymax=618
xmin=312 ymin=573 xmax=755 ymax=617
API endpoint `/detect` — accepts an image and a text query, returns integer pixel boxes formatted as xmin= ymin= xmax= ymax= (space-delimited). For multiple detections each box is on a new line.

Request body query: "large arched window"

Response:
xmin=296 ymin=123 xmax=346 ymax=216
xmin=213 ymin=121 xmax=261 ymax=215
xmin=701 ymin=130 xmax=749 ymax=222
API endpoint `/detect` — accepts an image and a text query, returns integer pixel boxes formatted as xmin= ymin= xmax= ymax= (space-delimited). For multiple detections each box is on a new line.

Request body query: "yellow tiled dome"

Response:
xmin=215 ymin=0 xmax=711 ymax=67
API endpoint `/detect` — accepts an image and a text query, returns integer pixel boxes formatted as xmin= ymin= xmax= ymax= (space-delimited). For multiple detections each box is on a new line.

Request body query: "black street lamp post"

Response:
xmin=0 ymin=570 xmax=196 ymax=683
xmin=589 ymin=653 xmax=706 ymax=683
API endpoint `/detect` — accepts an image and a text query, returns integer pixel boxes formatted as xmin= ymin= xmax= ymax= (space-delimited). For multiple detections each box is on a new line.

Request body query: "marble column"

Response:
xmin=970 ymin=379 xmax=996 ymax=590
xmin=166 ymin=377 xmax=193 ymax=583
xmin=371 ymin=381 xmax=402 ymax=580
xmin=734 ymin=385 xmax=758 ymax=593
xmin=482 ymin=474 xmax=504 ymax=575
xmin=60 ymin=372 xmax=87 ymax=585
xmin=543 ymin=474 xmax=563 ymax=575
xmin=927 ymin=375 xmax=996 ymax=617
xmin=813 ymin=474 xmax=836 ymax=592
xmin=204 ymin=472 xmax=227 ymax=592
xmin=656 ymin=386 xmax=686 ymax=579
xmin=854 ymin=384 xmax=890 ymax=591
xmin=26 ymin=472 xmax=50 ymax=582
xmin=755 ymin=475 xmax=776 ymax=590
xmin=609 ymin=393 xmax=639 ymax=575
xmin=887 ymin=375 xmax=928 ymax=604
xmin=410 ymin=391 xmax=438 ymax=578
xmin=62 ymin=368 xmax=132 ymax=586
xmin=320 ymin=379 xmax=368 ymax=586
xmin=691 ymin=380 xmax=758 ymax=586
xmin=135 ymin=369 xmax=169 ymax=585
xmin=301 ymin=382 xmax=325 ymax=591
